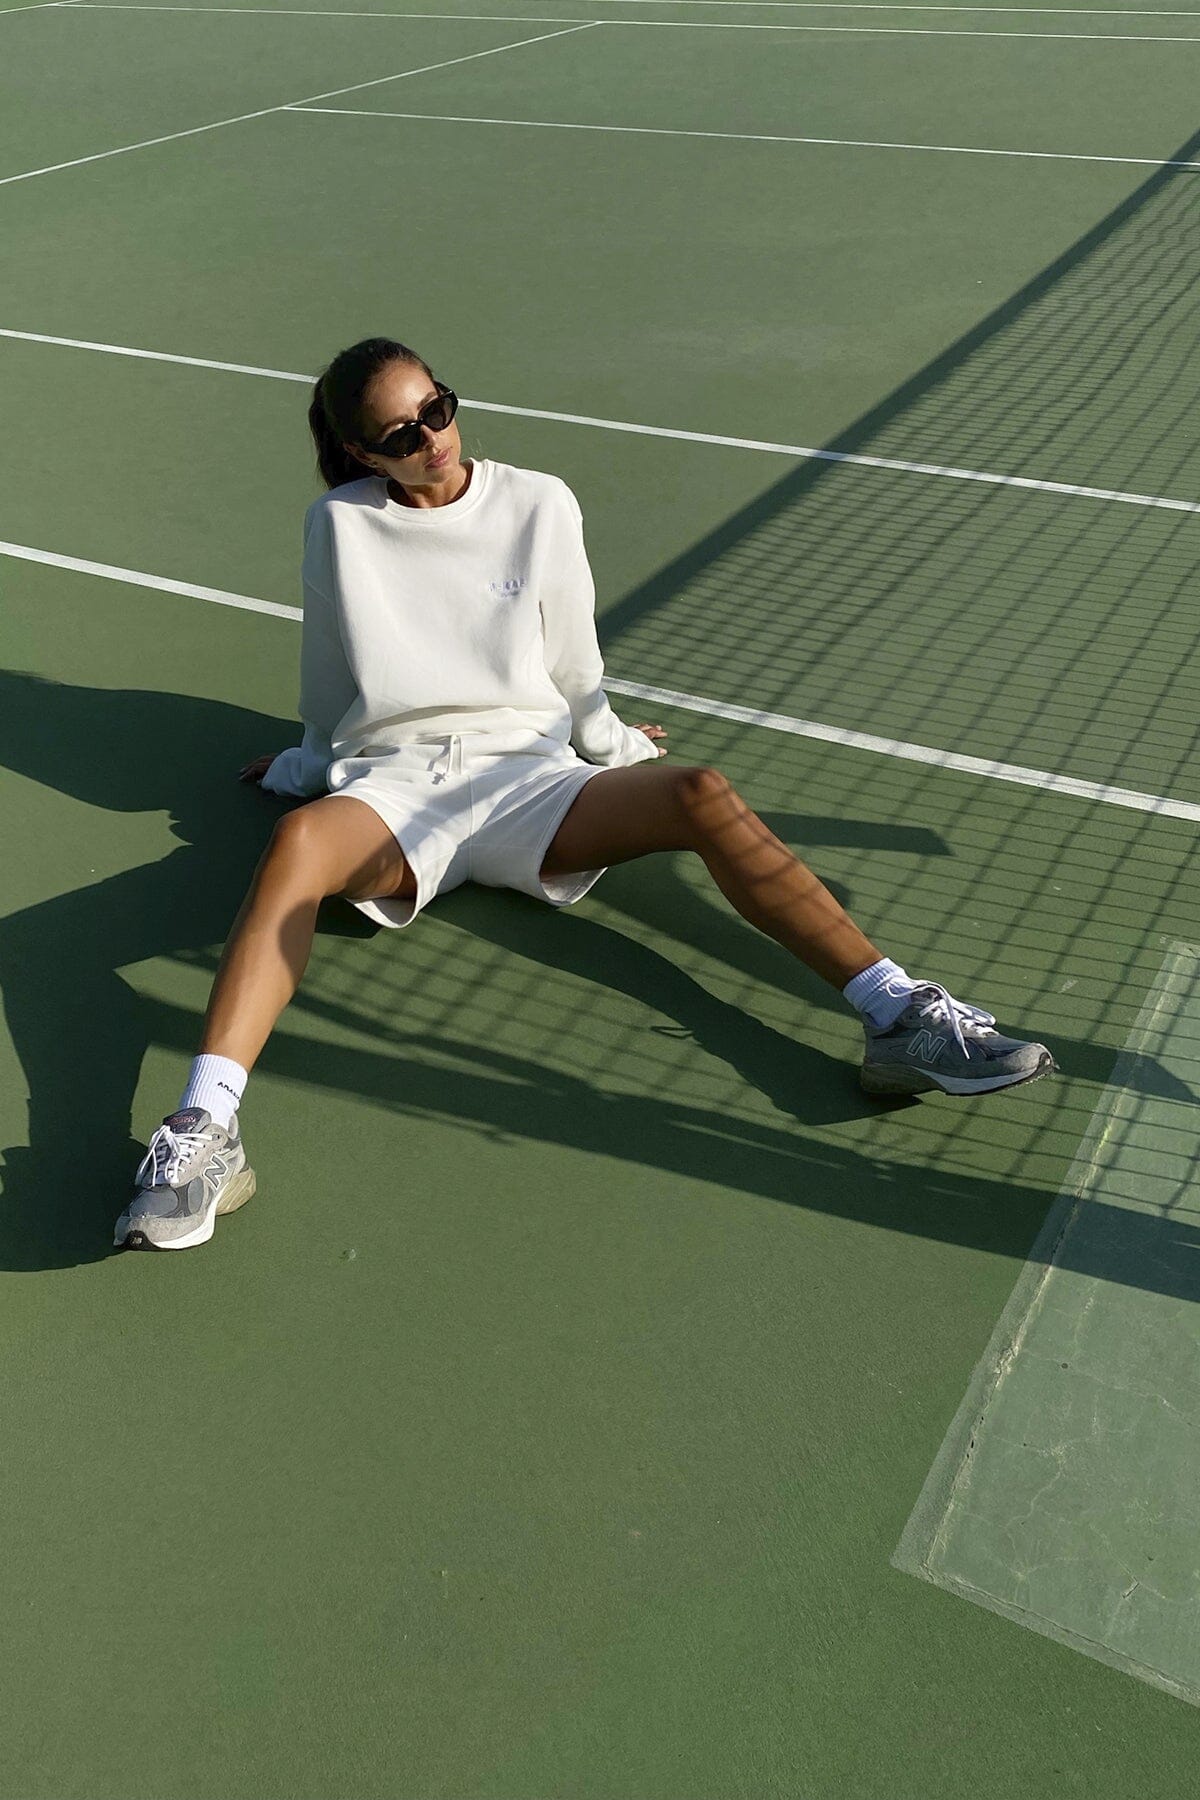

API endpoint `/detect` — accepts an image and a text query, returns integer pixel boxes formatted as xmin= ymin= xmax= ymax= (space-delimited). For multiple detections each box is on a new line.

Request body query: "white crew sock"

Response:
xmin=843 ymin=958 xmax=919 ymax=1030
xmin=177 ymin=1053 xmax=248 ymax=1133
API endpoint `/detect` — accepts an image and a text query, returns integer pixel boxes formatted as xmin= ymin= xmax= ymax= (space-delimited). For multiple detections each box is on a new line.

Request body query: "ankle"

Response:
xmin=178 ymin=1052 xmax=248 ymax=1133
xmin=843 ymin=958 xmax=917 ymax=1029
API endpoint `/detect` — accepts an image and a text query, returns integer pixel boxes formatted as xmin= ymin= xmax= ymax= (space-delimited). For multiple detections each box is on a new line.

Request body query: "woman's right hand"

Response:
xmin=238 ymin=754 xmax=276 ymax=785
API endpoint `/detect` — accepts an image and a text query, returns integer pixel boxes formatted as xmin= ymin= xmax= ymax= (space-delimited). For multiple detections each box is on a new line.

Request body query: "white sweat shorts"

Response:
xmin=322 ymin=735 xmax=609 ymax=929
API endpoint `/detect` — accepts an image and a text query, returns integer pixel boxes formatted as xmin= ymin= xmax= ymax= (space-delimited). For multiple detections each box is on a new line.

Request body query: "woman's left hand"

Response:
xmin=238 ymin=753 xmax=277 ymax=784
xmin=635 ymin=724 xmax=668 ymax=756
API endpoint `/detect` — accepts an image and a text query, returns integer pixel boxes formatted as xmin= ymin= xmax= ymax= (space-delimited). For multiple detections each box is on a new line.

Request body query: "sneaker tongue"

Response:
xmin=163 ymin=1106 xmax=210 ymax=1133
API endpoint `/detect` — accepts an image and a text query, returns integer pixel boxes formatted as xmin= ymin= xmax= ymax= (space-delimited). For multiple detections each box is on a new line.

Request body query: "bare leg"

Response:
xmin=541 ymin=763 xmax=882 ymax=989
xmin=198 ymin=797 xmax=415 ymax=1072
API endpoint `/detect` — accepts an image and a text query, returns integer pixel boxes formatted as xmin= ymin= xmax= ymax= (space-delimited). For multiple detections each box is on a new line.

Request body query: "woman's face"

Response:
xmin=348 ymin=359 xmax=464 ymax=493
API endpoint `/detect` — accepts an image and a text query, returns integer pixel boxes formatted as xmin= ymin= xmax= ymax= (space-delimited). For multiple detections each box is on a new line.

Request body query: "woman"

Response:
xmin=115 ymin=337 xmax=1056 ymax=1251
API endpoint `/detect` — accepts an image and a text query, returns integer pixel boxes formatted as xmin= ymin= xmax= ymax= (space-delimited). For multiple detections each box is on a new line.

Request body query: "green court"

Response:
xmin=3 ymin=0 xmax=1200 ymax=1793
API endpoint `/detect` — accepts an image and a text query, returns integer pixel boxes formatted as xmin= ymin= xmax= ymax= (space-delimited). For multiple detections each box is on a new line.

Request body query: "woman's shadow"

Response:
xmin=0 ymin=670 xmax=880 ymax=1271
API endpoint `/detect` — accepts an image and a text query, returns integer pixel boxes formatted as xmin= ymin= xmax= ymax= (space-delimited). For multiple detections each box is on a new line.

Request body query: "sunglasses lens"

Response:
xmin=424 ymin=388 xmax=458 ymax=432
xmin=379 ymin=424 xmax=421 ymax=458
xmin=374 ymin=387 xmax=457 ymax=459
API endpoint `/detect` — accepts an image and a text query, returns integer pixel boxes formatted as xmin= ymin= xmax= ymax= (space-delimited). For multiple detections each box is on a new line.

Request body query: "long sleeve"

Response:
xmin=260 ymin=561 xmax=359 ymax=800
xmin=540 ymin=500 xmax=661 ymax=769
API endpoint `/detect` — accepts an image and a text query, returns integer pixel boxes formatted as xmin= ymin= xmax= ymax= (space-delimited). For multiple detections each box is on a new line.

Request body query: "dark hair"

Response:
xmin=307 ymin=337 xmax=435 ymax=489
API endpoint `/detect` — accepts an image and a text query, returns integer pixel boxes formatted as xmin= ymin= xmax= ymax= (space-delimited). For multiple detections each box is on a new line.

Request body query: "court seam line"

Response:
xmin=3 ymin=536 xmax=1200 ymax=824
xmin=287 ymin=105 xmax=1200 ymax=172
xmin=4 ymin=326 xmax=1200 ymax=518
xmin=0 ymin=18 xmax=601 ymax=188
xmin=65 ymin=4 xmax=1200 ymax=36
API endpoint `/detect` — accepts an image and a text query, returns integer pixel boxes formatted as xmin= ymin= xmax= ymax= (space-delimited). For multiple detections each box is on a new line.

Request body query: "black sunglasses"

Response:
xmin=361 ymin=382 xmax=458 ymax=460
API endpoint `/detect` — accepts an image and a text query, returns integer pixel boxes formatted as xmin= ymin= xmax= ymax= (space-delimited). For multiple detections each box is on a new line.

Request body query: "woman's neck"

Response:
xmin=387 ymin=460 xmax=474 ymax=511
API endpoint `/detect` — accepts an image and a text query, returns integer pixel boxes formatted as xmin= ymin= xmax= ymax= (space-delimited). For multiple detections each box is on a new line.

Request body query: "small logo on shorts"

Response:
xmin=489 ymin=576 xmax=528 ymax=597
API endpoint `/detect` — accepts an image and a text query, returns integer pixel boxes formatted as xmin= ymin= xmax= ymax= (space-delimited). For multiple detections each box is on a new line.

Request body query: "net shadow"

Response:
xmin=3 ymin=133 xmax=1200 ymax=1280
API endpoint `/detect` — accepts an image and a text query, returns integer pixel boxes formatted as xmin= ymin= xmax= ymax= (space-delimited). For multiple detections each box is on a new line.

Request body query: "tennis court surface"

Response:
xmin=3 ymin=1 xmax=1200 ymax=1794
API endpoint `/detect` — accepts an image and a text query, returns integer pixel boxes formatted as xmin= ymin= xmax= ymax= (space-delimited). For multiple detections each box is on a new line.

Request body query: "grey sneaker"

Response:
xmin=115 ymin=1106 xmax=255 ymax=1250
xmin=861 ymin=982 xmax=1057 ymax=1096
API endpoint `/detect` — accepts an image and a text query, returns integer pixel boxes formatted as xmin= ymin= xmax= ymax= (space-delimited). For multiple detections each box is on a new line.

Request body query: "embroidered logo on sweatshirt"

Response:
xmin=488 ymin=577 xmax=528 ymax=597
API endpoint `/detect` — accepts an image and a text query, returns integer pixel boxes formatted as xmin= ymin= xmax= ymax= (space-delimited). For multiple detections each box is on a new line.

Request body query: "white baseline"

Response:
xmin=2 ymin=325 xmax=1198 ymax=518
xmin=0 ymin=20 xmax=599 ymax=188
xmin=54 ymin=0 xmax=1200 ymax=10
xmin=67 ymin=4 xmax=1200 ymax=40
xmin=4 ymin=538 xmax=1197 ymax=822
xmin=290 ymin=105 xmax=1200 ymax=173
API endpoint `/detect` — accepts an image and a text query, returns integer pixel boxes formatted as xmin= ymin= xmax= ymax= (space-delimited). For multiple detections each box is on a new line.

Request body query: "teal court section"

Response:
xmin=896 ymin=941 xmax=1200 ymax=1706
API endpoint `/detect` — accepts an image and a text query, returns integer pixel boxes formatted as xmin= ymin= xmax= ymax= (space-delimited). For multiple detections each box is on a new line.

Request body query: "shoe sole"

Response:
xmin=860 ymin=1050 xmax=1058 ymax=1097
xmin=117 ymin=1168 xmax=256 ymax=1251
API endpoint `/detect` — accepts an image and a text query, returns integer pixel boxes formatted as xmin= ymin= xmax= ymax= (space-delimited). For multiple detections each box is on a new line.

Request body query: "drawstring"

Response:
xmin=430 ymin=736 xmax=464 ymax=784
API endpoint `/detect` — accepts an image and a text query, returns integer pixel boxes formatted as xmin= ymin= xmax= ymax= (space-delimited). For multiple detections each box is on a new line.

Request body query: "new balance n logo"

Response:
xmin=908 ymin=1030 xmax=948 ymax=1061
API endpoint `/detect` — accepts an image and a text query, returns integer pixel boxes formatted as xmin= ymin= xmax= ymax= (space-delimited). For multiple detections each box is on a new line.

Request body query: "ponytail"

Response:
xmin=308 ymin=336 xmax=435 ymax=489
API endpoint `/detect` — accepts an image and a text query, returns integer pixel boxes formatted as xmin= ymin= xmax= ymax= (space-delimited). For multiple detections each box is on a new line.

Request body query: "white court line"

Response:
xmin=0 ymin=20 xmax=598 ymax=189
xmin=54 ymin=0 xmax=1200 ymax=10
xmin=0 ymin=327 xmax=317 ymax=382
xmin=0 ymin=541 xmax=303 ymax=618
xmin=291 ymin=105 xmax=1200 ymax=172
xmin=4 ymin=325 xmax=1200 ymax=517
xmin=67 ymin=3 xmax=1200 ymax=36
xmin=512 ymin=0 xmax=1200 ymax=10
xmin=603 ymin=678 xmax=1200 ymax=820
xmin=4 ymin=536 xmax=1198 ymax=822
xmin=67 ymin=3 xmax=1200 ymax=37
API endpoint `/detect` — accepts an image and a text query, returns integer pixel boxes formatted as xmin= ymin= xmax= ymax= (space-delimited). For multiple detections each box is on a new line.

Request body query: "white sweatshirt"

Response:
xmin=261 ymin=458 xmax=659 ymax=799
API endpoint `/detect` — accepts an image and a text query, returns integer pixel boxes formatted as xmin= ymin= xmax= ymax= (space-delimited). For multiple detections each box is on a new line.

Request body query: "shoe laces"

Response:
xmin=903 ymin=982 xmax=997 ymax=1059
xmin=136 ymin=1123 xmax=209 ymax=1189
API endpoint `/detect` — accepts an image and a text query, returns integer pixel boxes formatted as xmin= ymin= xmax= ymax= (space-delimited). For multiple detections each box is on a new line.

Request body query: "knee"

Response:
xmin=267 ymin=804 xmax=319 ymax=854
xmin=673 ymin=765 xmax=739 ymax=836
xmin=675 ymin=764 xmax=735 ymax=811
xmin=259 ymin=805 xmax=329 ymax=884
